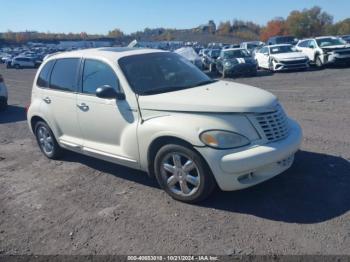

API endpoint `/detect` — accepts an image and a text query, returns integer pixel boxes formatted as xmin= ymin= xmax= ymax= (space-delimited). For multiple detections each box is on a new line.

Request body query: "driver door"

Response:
xmin=256 ymin=47 xmax=270 ymax=69
xmin=76 ymin=58 xmax=139 ymax=168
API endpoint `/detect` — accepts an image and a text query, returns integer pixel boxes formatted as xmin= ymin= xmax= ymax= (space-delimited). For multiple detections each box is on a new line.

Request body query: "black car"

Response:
xmin=216 ymin=48 xmax=257 ymax=78
xmin=341 ymin=35 xmax=350 ymax=44
xmin=267 ymin=35 xmax=298 ymax=45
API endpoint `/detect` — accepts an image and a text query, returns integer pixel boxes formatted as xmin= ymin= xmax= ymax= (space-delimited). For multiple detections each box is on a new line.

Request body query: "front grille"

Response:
xmin=280 ymin=59 xmax=308 ymax=65
xmin=336 ymin=50 xmax=350 ymax=55
xmin=254 ymin=105 xmax=289 ymax=142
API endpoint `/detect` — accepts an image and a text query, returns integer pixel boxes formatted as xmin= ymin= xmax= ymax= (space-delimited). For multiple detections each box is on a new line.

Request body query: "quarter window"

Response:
xmin=82 ymin=59 xmax=118 ymax=95
xmin=37 ymin=60 xmax=55 ymax=88
xmin=49 ymin=58 xmax=79 ymax=92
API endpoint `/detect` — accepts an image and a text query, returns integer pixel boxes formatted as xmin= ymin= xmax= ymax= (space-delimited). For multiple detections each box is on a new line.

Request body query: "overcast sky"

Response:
xmin=1 ymin=0 xmax=349 ymax=34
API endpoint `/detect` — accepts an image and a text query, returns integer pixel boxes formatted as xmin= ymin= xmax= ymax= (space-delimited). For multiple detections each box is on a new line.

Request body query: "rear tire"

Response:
xmin=0 ymin=99 xmax=7 ymax=111
xmin=34 ymin=121 xmax=63 ymax=159
xmin=154 ymin=144 xmax=216 ymax=203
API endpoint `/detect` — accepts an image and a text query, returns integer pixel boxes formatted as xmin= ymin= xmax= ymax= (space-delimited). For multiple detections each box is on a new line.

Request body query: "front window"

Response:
xmin=82 ymin=59 xmax=119 ymax=95
xmin=118 ymin=52 xmax=215 ymax=95
xmin=223 ymin=49 xmax=250 ymax=58
xmin=316 ymin=37 xmax=346 ymax=47
xmin=269 ymin=45 xmax=295 ymax=54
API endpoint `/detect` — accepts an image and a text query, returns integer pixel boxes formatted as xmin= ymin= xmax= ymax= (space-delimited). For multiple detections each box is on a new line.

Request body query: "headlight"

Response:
xmin=199 ymin=130 xmax=250 ymax=149
xmin=224 ymin=61 xmax=233 ymax=68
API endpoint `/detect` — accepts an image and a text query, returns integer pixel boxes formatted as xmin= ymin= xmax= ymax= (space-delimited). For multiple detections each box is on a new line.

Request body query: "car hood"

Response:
xmin=272 ymin=52 xmax=307 ymax=60
xmin=321 ymin=45 xmax=350 ymax=52
xmin=224 ymin=57 xmax=256 ymax=64
xmin=138 ymin=81 xmax=277 ymax=113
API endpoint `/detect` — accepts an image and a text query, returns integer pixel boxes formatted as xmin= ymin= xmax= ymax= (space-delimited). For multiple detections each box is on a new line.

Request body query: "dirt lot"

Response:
xmin=0 ymin=64 xmax=350 ymax=255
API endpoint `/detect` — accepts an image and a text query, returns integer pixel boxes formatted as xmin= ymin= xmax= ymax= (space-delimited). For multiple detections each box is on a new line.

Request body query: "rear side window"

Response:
xmin=50 ymin=58 xmax=79 ymax=92
xmin=37 ymin=60 xmax=55 ymax=88
xmin=82 ymin=59 xmax=119 ymax=95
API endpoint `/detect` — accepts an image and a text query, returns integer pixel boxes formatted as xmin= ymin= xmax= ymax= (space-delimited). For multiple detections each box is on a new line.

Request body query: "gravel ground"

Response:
xmin=0 ymin=64 xmax=349 ymax=255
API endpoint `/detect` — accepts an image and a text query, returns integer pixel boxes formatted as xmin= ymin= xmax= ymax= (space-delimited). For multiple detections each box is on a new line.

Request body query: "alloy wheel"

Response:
xmin=37 ymin=125 xmax=54 ymax=155
xmin=160 ymin=152 xmax=201 ymax=197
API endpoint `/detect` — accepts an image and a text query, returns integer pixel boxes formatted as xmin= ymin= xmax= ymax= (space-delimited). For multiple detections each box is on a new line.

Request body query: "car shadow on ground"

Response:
xmin=63 ymin=149 xmax=350 ymax=224
xmin=207 ymin=69 xmax=273 ymax=79
xmin=63 ymin=150 xmax=160 ymax=189
xmin=201 ymin=150 xmax=350 ymax=224
xmin=0 ymin=105 xmax=27 ymax=124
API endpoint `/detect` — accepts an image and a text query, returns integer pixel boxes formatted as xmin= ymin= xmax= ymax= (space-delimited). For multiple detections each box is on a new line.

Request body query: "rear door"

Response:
xmin=39 ymin=58 xmax=83 ymax=148
xmin=76 ymin=58 xmax=139 ymax=167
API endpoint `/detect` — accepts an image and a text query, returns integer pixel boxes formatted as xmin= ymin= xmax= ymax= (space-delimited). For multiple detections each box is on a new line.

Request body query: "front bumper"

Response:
xmin=323 ymin=53 xmax=350 ymax=65
xmin=196 ymin=119 xmax=302 ymax=191
xmin=225 ymin=64 xmax=257 ymax=75
xmin=274 ymin=61 xmax=309 ymax=71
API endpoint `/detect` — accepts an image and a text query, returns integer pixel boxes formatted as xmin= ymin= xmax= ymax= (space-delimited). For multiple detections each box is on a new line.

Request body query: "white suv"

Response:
xmin=27 ymin=48 xmax=302 ymax=203
xmin=0 ymin=74 xmax=8 ymax=110
xmin=11 ymin=56 xmax=36 ymax=69
xmin=296 ymin=36 xmax=350 ymax=67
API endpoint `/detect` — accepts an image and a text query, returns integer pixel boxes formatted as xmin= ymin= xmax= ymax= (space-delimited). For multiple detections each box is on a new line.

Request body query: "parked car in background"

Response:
xmin=255 ymin=44 xmax=309 ymax=72
xmin=340 ymin=35 xmax=350 ymax=44
xmin=296 ymin=36 xmax=350 ymax=67
xmin=0 ymin=74 xmax=8 ymax=111
xmin=27 ymin=48 xmax=302 ymax=203
xmin=11 ymin=57 xmax=37 ymax=69
xmin=216 ymin=48 xmax=257 ymax=77
xmin=267 ymin=36 xmax=298 ymax=46
xmin=222 ymin=44 xmax=240 ymax=50
xmin=198 ymin=48 xmax=209 ymax=57
xmin=174 ymin=47 xmax=203 ymax=69
xmin=240 ymin=41 xmax=265 ymax=54
xmin=203 ymin=49 xmax=221 ymax=71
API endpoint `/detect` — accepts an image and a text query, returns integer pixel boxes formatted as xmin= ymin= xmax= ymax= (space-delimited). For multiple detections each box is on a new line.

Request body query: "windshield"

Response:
xmin=247 ymin=43 xmax=260 ymax=49
xmin=223 ymin=49 xmax=250 ymax=58
xmin=276 ymin=36 xmax=295 ymax=44
xmin=118 ymin=52 xmax=215 ymax=95
xmin=316 ymin=37 xmax=345 ymax=47
xmin=270 ymin=45 xmax=295 ymax=54
xmin=209 ymin=49 xmax=221 ymax=58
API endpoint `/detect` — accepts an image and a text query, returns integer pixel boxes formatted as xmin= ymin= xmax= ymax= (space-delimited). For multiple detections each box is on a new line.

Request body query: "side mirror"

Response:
xmin=96 ymin=85 xmax=125 ymax=100
xmin=264 ymin=53 xmax=269 ymax=56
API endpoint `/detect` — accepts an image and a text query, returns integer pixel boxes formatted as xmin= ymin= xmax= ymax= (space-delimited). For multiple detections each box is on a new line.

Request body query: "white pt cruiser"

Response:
xmin=27 ymin=48 xmax=302 ymax=203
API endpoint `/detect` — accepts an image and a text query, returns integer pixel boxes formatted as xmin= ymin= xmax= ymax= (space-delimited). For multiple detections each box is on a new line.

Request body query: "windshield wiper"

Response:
xmin=140 ymin=80 xmax=217 ymax=95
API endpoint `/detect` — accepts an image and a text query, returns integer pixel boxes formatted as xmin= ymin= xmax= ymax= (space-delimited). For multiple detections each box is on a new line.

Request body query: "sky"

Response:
xmin=1 ymin=0 xmax=349 ymax=34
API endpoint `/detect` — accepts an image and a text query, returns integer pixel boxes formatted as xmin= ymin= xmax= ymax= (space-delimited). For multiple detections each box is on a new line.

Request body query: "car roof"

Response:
xmin=223 ymin=48 xmax=246 ymax=51
xmin=45 ymin=47 xmax=166 ymax=62
xmin=315 ymin=36 xmax=337 ymax=39
xmin=267 ymin=44 xmax=292 ymax=47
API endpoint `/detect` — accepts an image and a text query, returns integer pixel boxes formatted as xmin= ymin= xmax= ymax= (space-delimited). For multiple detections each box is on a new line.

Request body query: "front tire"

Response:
xmin=0 ymin=99 xmax=7 ymax=111
xmin=34 ymin=121 xmax=63 ymax=159
xmin=315 ymin=56 xmax=323 ymax=68
xmin=269 ymin=60 xmax=275 ymax=72
xmin=154 ymin=144 xmax=216 ymax=203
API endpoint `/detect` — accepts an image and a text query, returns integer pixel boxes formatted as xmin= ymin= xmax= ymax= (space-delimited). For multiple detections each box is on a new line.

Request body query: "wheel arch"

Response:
xmin=146 ymin=136 xmax=210 ymax=178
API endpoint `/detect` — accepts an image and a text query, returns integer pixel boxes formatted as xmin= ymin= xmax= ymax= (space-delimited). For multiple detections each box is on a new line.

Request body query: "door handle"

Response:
xmin=43 ymin=97 xmax=51 ymax=104
xmin=77 ymin=103 xmax=89 ymax=111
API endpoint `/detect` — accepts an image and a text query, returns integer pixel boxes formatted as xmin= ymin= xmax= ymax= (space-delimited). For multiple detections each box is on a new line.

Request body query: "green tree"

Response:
xmin=286 ymin=6 xmax=333 ymax=38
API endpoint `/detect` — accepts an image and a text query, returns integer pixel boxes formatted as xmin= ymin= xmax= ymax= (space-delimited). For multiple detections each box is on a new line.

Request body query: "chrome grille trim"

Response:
xmin=252 ymin=104 xmax=290 ymax=142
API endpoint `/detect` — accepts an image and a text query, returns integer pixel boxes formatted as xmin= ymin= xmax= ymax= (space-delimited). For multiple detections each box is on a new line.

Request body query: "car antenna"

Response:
xmin=135 ymin=94 xmax=144 ymax=124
